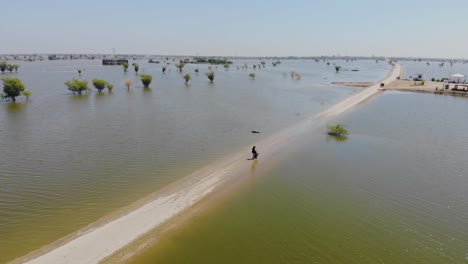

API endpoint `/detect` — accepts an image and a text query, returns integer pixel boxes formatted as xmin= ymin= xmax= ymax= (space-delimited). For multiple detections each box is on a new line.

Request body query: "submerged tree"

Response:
xmin=77 ymin=69 xmax=83 ymax=76
xmin=224 ymin=63 xmax=230 ymax=70
xmin=92 ymin=79 xmax=107 ymax=93
xmin=206 ymin=71 xmax=215 ymax=83
xmin=7 ymin=64 xmax=14 ymax=73
xmin=249 ymin=73 xmax=256 ymax=80
xmin=183 ymin=74 xmax=191 ymax=84
xmin=123 ymin=62 xmax=129 ymax=73
xmin=335 ymin=65 xmax=342 ymax=73
xmin=140 ymin=74 xmax=152 ymax=88
xmin=23 ymin=90 xmax=32 ymax=100
xmin=195 ymin=68 xmax=199 ymax=74
xmin=133 ymin=63 xmax=139 ymax=74
xmin=106 ymin=82 xmax=114 ymax=92
xmin=1 ymin=77 xmax=28 ymax=101
xmin=13 ymin=64 xmax=19 ymax=72
xmin=176 ymin=63 xmax=185 ymax=72
xmin=327 ymin=124 xmax=349 ymax=138
xmin=0 ymin=61 xmax=7 ymax=73
xmin=125 ymin=79 xmax=133 ymax=91
xmin=162 ymin=66 xmax=167 ymax=74
xmin=65 ymin=79 xmax=89 ymax=95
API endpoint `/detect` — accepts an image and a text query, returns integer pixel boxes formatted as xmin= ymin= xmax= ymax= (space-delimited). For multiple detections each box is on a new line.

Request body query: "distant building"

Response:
xmin=102 ymin=58 xmax=128 ymax=65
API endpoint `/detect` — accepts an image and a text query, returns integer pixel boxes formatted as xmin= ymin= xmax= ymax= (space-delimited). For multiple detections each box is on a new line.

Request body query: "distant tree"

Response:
xmin=140 ymin=74 xmax=152 ymax=88
xmin=106 ymin=82 xmax=114 ymax=92
xmin=23 ymin=90 xmax=32 ymax=100
xmin=0 ymin=61 xmax=7 ymax=73
xmin=253 ymin=65 xmax=257 ymax=70
xmin=335 ymin=66 xmax=342 ymax=73
xmin=65 ymin=79 xmax=89 ymax=95
xmin=1 ymin=77 xmax=27 ymax=101
xmin=7 ymin=64 xmax=14 ymax=73
xmin=92 ymin=79 xmax=107 ymax=93
xmin=195 ymin=68 xmax=199 ymax=74
xmin=13 ymin=64 xmax=19 ymax=72
xmin=249 ymin=73 xmax=256 ymax=79
xmin=77 ymin=69 xmax=82 ymax=76
xmin=183 ymin=74 xmax=191 ymax=84
xmin=133 ymin=63 xmax=139 ymax=74
xmin=176 ymin=63 xmax=185 ymax=72
xmin=206 ymin=71 xmax=215 ymax=82
xmin=162 ymin=66 xmax=167 ymax=74
xmin=123 ymin=62 xmax=129 ymax=73
xmin=125 ymin=79 xmax=133 ymax=91
xmin=327 ymin=124 xmax=348 ymax=137
xmin=224 ymin=63 xmax=230 ymax=70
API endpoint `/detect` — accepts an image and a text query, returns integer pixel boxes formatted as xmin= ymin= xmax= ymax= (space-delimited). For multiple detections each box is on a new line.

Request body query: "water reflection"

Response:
xmin=3 ymin=101 xmax=28 ymax=112
xmin=326 ymin=134 xmax=349 ymax=142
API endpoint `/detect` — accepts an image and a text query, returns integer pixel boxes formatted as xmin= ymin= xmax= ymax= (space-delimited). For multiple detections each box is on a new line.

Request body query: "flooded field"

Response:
xmin=129 ymin=91 xmax=468 ymax=264
xmin=0 ymin=59 xmax=390 ymax=262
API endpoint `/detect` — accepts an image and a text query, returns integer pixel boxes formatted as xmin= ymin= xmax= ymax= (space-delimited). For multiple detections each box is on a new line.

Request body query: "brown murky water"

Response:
xmin=0 ymin=59 xmax=390 ymax=262
xmin=129 ymin=92 xmax=468 ymax=264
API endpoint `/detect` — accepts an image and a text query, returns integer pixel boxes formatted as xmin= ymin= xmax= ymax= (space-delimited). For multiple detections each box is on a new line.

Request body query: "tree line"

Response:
xmin=0 ymin=61 xmax=20 ymax=73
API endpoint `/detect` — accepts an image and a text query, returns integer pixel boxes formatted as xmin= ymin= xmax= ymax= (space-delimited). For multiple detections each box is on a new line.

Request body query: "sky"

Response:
xmin=1 ymin=0 xmax=468 ymax=58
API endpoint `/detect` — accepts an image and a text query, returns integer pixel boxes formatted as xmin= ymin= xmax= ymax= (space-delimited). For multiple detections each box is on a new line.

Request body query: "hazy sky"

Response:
xmin=2 ymin=0 xmax=468 ymax=58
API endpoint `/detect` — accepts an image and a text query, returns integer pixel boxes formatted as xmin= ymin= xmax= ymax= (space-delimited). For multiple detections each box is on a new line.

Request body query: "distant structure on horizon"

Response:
xmin=102 ymin=58 xmax=128 ymax=65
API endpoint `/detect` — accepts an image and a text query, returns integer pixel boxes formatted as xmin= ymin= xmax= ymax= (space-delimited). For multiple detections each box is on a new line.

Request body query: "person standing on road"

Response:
xmin=252 ymin=146 xmax=258 ymax=160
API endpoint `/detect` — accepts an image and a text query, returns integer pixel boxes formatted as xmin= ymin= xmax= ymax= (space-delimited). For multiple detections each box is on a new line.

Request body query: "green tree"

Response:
xmin=23 ymin=90 xmax=32 ymax=100
xmin=140 ymin=74 xmax=152 ymax=88
xmin=327 ymin=124 xmax=349 ymax=137
xmin=195 ymin=68 xmax=199 ymax=74
xmin=7 ymin=64 xmax=14 ymax=73
xmin=65 ymin=79 xmax=89 ymax=95
xmin=0 ymin=61 xmax=7 ymax=73
xmin=92 ymin=79 xmax=107 ymax=93
xmin=206 ymin=71 xmax=215 ymax=82
xmin=1 ymin=77 xmax=27 ymax=101
xmin=123 ymin=62 xmax=129 ymax=73
xmin=13 ymin=64 xmax=19 ymax=72
xmin=249 ymin=73 xmax=256 ymax=79
xmin=183 ymin=74 xmax=191 ymax=84
xmin=133 ymin=63 xmax=139 ymax=74
xmin=335 ymin=65 xmax=342 ymax=73
xmin=224 ymin=63 xmax=230 ymax=70
xmin=162 ymin=66 xmax=167 ymax=74
xmin=176 ymin=63 xmax=185 ymax=72
xmin=106 ymin=82 xmax=114 ymax=92
xmin=77 ymin=69 xmax=82 ymax=76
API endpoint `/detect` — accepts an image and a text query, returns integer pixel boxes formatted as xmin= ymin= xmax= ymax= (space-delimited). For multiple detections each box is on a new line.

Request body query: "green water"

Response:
xmin=0 ymin=59 xmax=390 ymax=262
xmin=130 ymin=92 xmax=468 ymax=263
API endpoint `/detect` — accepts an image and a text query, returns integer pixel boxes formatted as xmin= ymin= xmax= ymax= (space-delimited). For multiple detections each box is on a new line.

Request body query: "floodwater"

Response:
xmin=129 ymin=91 xmax=468 ymax=264
xmin=0 ymin=59 xmax=389 ymax=262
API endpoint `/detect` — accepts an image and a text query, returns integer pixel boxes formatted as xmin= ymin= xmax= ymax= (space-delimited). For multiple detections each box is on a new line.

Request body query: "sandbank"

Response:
xmin=384 ymin=80 xmax=468 ymax=98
